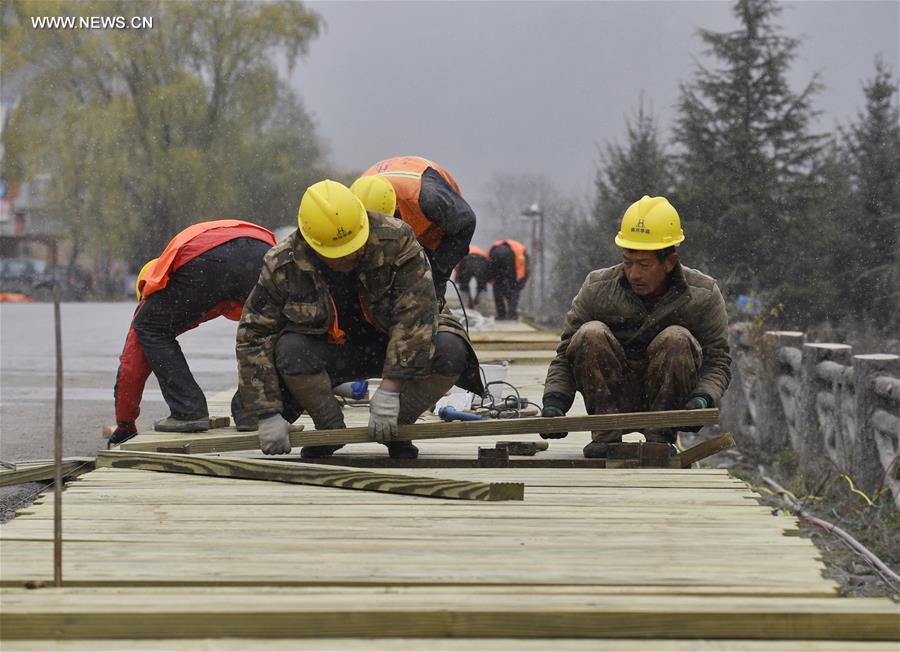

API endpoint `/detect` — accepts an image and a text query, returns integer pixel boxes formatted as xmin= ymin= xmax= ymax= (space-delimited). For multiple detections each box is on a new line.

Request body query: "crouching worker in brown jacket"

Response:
xmin=236 ymin=180 xmax=483 ymax=460
xmin=540 ymin=196 xmax=731 ymax=458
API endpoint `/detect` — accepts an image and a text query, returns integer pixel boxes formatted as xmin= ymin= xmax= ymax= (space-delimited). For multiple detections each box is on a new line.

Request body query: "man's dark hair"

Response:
xmin=655 ymin=246 xmax=677 ymax=262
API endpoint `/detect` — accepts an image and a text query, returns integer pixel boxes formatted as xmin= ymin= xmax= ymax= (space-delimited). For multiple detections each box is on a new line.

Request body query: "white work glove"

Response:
xmin=368 ymin=387 xmax=400 ymax=443
xmin=257 ymin=414 xmax=292 ymax=455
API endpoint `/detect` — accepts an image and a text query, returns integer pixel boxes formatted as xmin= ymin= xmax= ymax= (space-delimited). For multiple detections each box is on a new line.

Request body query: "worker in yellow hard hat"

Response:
xmin=236 ymin=180 xmax=483 ymax=460
xmin=351 ymin=156 xmax=476 ymax=304
xmin=539 ymin=195 xmax=732 ymax=458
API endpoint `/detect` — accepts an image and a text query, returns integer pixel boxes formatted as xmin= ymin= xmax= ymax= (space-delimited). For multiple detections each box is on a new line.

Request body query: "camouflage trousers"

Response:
xmin=567 ymin=321 xmax=701 ymax=444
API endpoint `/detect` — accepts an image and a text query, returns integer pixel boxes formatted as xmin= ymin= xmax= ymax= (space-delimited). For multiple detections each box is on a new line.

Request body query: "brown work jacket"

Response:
xmin=543 ymin=263 xmax=732 ymax=411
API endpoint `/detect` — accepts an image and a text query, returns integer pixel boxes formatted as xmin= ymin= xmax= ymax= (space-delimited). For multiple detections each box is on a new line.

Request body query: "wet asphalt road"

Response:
xmin=0 ymin=302 xmax=241 ymax=518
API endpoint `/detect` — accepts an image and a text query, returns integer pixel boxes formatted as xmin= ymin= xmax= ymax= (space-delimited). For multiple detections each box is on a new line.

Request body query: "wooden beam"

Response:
xmin=243 ymin=455 xmax=609 ymax=469
xmin=0 ymin=459 xmax=95 ymax=488
xmin=676 ymin=433 xmax=736 ymax=469
xmin=1 ymin=589 xmax=896 ymax=640
xmin=119 ymin=409 xmax=719 ymax=454
xmin=95 ymin=451 xmax=524 ymax=501
xmin=102 ymin=417 xmax=231 ymax=439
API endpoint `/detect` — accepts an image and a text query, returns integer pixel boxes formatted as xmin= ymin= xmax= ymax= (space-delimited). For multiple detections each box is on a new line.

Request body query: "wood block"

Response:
xmin=208 ymin=416 xmax=231 ymax=429
xmin=607 ymin=443 xmax=642 ymax=460
xmin=496 ymin=441 xmax=549 ymax=456
xmin=478 ymin=447 xmax=509 ymax=468
xmin=640 ymin=443 xmax=674 ymax=468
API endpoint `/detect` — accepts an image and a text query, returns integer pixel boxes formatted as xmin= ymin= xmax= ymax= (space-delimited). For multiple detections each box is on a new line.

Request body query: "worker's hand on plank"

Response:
xmin=680 ymin=394 xmax=712 ymax=432
xmin=539 ymin=405 xmax=568 ymax=439
xmin=258 ymin=414 xmax=292 ymax=454
xmin=368 ymin=387 xmax=400 ymax=443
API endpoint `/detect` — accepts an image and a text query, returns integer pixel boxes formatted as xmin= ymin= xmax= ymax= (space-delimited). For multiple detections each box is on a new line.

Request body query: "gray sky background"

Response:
xmin=291 ymin=1 xmax=899 ymax=234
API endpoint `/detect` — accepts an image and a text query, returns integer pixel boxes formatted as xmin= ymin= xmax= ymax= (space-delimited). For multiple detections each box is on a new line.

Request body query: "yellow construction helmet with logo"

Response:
xmin=135 ymin=258 xmax=159 ymax=300
xmin=614 ymin=195 xmax=685 ymax=250
xmin=298 ymin=179 xmax=370 ymax=258
xmin=350 ymin=175 xmax=397 ymax=217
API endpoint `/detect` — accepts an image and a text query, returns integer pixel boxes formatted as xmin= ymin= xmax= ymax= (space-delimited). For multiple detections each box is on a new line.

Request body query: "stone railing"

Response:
xmin=720 ymin=323 xmax=900 ymax=508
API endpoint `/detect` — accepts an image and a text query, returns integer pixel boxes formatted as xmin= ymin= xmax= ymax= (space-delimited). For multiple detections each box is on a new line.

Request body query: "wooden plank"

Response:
xmin=95 ymin=451 xmax=524 ymax=501
xmin=677 ymin=433 xmax=736 ymax=468
xmin=1 ymin=589 xmax=896 ymax=640
xmin=8 ymin=639 xmax=899 ymax=651
xmin=469 ymin=332 xmax=559 ymax=343
xmin=0 ymin=460 xmax=95 ymax=488
xmin=119 ymin=409 xmax=719 ymax=454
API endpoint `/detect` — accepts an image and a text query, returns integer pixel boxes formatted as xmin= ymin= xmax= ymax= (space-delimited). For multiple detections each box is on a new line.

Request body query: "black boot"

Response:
xmin=386 ymin=441 xmax=419 ymax=460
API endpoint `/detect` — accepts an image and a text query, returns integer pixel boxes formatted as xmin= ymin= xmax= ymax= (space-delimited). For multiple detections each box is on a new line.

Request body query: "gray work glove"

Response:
xmin=257 ymin=414 xmax=292 ymax=455
xmin=368 ymin=387 xmax=400 ymax=443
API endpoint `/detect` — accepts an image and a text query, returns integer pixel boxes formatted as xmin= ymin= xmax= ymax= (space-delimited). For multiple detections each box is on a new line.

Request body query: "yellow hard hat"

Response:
xmin=350 ymin=175 xmax=397 ymax=216
xmin=135 ymin=258 xmax=158 ymax=300
xmin=614 ymin=195 xmax=685 ymax=250
xmin=298 ymin=179 xmax=370 ymax=258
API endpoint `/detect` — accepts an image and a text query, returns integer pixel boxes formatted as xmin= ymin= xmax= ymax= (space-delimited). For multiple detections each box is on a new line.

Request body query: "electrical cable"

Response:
xmin=448 ymin=279 xmax=469 ymax=334
xmin=763 ymin=475 xmax=900 ymax=593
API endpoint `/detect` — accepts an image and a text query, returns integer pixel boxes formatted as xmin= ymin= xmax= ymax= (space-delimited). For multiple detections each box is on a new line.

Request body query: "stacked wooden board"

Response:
xmin=1 ymin=321 xmax=897 ymax=649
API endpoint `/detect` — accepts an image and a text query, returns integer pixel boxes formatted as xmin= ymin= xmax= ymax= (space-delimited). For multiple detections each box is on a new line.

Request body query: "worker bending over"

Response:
xmin=110 ymin=220 xmax=276 ymax=444
xmin=236 ymin=180 xmax=482 ymax=460
xmin=350 ymin=156 xmax=476 ymax=304
xmin=489 ymin=239 xmax=528 ymax=320
xmin=454 ymin=245 xmax=491 ymax=309
xmin=540 ymin=196 xmax=731 ymax=458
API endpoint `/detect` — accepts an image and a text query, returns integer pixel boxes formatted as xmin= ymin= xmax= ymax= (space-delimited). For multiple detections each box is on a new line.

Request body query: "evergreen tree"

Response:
xmin=673 ymin=0 xmax=824 ymax=304
xmin=594 ymin=98 xmax=673 ymax=263
xmin=842 ymin=58 xmax=900 ymax=329
xmin=549 ymin=99 xmax=673 ymax=322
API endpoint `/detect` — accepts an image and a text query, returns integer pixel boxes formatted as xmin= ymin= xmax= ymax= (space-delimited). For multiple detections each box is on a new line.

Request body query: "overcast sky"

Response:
xmin=291 ymin=1 xmax=899 ymax=233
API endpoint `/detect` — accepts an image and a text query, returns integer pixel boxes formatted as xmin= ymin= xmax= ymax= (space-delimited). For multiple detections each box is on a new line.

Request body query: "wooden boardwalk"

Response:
xmin=1 ymin=321 xmax=897 ymax=649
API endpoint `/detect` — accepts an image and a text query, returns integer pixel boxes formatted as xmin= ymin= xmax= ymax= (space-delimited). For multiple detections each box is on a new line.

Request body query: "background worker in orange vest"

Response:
xmin=350 ymin=156 xmax=476 ymax=304
xmin=489 ymin=239 xmax=528 ymax=320
xmin=109 ymin=220 xmax=277 ymax=445
xmin=454 ymin=245 xmax=490 ymax=309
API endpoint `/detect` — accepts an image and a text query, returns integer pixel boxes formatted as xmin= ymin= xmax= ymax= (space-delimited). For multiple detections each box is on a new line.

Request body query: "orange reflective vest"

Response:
xmin=140 ymin=220 xmax=276 ymax=320
xmin=328 ymin=296 xmax=377 ymax=346
xmin=360 ymin=156 xmax=462 ymax=252
xmin=491 ymin=239 xmax=527 ymax=281
xmin=469 ymin=245 xmax=489 ymax=259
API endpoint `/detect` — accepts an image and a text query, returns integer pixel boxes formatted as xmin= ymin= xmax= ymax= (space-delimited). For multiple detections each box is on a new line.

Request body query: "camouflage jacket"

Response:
xmin=543 ymin=263 xmax=732 ymax=410
xmin=237 ymin=212 xmax=443 ymax=417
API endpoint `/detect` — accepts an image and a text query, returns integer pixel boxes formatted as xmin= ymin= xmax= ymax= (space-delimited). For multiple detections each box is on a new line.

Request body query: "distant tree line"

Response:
xmin=1 ymin=0 xmax=331 ymax=271
xmin=548 ymin=0 xmax=899 ymax=336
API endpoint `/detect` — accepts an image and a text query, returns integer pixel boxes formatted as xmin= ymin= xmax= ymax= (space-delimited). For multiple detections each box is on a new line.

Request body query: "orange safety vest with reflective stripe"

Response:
xmin=328 ymin=296 xmax=377 ymax=346
xmin=139 ymin=220 xmax=276 ymax=320
xmin=469 ymin=245 xmax=489 ymax=259
xmin=360 ymin=156 xmax=462 ymax=252
xmin=491 ymin=239 xmax=527 ymax=281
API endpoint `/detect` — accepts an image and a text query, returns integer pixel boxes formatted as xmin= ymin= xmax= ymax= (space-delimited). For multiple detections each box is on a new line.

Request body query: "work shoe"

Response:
xmin=300 ymin=445 xmax=344 ymax=459
xmin=153 ymin=416 xmax=208 ymax=433
xmin=386 ymin=441 xmax=419 ymax=460
xmin=582 ymin=440 xmax=610 ymax=459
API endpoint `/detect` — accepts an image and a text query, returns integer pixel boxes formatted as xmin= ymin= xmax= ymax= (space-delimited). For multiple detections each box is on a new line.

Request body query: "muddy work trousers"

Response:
xmin=567 ymin=321 xmax=701 ymax=444
xmin=273 ymin=331 xmax=469 ymax=424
